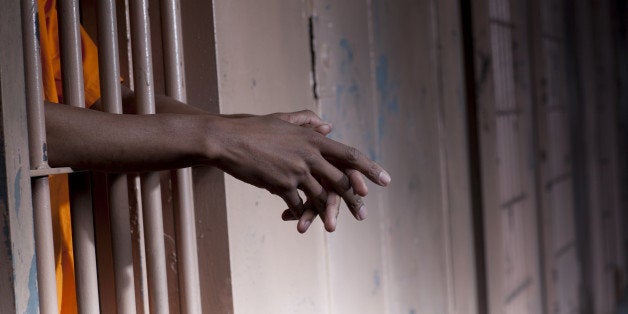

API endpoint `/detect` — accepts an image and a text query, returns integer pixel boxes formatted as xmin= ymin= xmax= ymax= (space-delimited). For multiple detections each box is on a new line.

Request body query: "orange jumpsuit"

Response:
xmin=38 ymin=0 xmax=101 ymax=312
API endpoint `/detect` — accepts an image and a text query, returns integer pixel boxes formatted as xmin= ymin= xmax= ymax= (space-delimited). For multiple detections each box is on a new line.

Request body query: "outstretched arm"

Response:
xmin=47 ymin=91 xmax=390 ymax=232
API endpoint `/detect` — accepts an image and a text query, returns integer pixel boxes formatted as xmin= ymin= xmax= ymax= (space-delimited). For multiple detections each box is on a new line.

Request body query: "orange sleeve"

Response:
xmin=39 ymin=0 xmax=101 ymax=108
xmin=80 ymin=27 xmax=101 ymax=107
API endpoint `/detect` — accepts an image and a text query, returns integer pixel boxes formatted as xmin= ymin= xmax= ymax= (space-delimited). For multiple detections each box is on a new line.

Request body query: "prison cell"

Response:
xmin=1 ymin=0 xmax=627 ymax=313
xmin=15 ymin=0 xmax=204 ymax=313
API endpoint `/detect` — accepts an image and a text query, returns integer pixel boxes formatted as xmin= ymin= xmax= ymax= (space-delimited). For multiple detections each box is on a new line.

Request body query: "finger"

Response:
xmin=323 ymin=191 xmax=341 ymax=232
xmin=298 ymin=175 xmax=328 ymax=217
xmin=316 ymin=138 xmax=391 ymax=186
xmin=313 ymin=124 xmax=332 ymax=135
xmin=280 ymin=190 xmax=305 ymax=218
xmin=281 ymin=209 xmax=297 ymax=221
xmin=277 ymin=110 xmax=333 ymax=133
xmin=310 ymin=158 xmax=366 ymax=221
xmin=298 ymin=205 xmax=318 ymax=233
xmin=300 ymin=123 xmax=332 ymax=135
xmin=346 ymin=169 xmax=368 ymax=197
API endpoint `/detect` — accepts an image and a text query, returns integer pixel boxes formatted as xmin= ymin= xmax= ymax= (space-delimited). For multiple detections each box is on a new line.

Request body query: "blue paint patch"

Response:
xmin=409 ymin=309 xmax=417 ymax=314
xmin=375 ymin=55 xmax=400 ymax=145
xmin=372 ymin=269 xmax=381 ymax=294
xmin=13 ymin=168 xmax=21 ymax=216
xmin=376 ymin=55 xmax=388 ymax=94
xmin=26 ymin=254 xmax=39 ymax=313
xmin=335 ymin=84 xmax=345 ymax=107
xmin=339 ymin=38 xmax=355 ymax=75
xmin=376 ymin=55 xmax=399 ymax=113
xmin=347 ymin=83 xmax=359 ymax=94
xmin=378 ymin=115 xmax=386 ymax=141
xmin=339 ymin=38 xmax=354 ymax=62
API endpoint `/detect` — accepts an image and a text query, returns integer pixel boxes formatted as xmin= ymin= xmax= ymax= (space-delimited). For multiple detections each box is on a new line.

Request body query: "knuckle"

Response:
xmin=367 ymin=163 xmax=380 ymax=179
xmin=308 ymin=132 xmax=324 ymax=145
xmin=336 ymin=175 xmax=352 ymax=192
xmin=294 ymin=163 xmax=310 ymax=178
xmin=276 ymin=179 xmax=295 ymax=194
xmin=347 ymin=196 xmax=364 ymax=211
xmin=345 ymin=146 xmax=361 ymax=163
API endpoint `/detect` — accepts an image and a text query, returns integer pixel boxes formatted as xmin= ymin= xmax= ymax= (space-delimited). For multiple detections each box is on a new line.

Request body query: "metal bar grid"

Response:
xmin=17 ymin=1 xmax=205 ymax=312
xmin=160 ymin=0 xmax=203 ymax=312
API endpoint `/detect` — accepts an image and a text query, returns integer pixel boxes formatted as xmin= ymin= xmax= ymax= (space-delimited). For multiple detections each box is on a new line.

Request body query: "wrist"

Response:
xmin=197 ymin=114 xmax=229 ymax=166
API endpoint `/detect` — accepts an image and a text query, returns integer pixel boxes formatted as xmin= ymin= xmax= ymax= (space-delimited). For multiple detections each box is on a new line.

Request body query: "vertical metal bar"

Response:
xmin=108 ymin=173 xmax=137 ymax=313
xmin=57 ymin=0 xmax=102 ymax=313
xmin=129 ymin=174 xmax=151 ymax=314
xmin=160 ymin=0 xmax=203 ymax=313
xmin=95 ymin=0 xmax=141 ymax=313
xmin=23 ymin=0 xmax=47 ymax=171
xmin=117 ymin=1 xmax=151 ymax=312
xmin=130 ymin=0 xmax=170 ymax=312
xmin=22 ymin=1 xmax=58 ymax=313
xmin=68 ymin=173 xmax=99 ymax=313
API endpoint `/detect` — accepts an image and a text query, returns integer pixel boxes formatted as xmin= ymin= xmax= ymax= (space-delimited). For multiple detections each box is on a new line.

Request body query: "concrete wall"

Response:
xmin=184 ymin=0 xmax=627 ymax=313
xmin=212 ymin=0 xmax=477 ymax=313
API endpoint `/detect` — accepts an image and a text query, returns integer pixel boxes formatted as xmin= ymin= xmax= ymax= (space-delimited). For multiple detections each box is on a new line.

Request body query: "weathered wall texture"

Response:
xmin=206 ymin=0 xmax=626 ymax=313
xmin=213 ymin=1 xmax=329 ymax=313
xmin=212 ymin=0 xmax=477 ymax=313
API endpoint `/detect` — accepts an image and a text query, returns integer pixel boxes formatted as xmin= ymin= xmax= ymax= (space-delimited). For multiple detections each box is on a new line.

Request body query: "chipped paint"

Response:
xmin=13 ymin=168 xmax=21 ymax=216
xmin=372 ymin=269 xmax=381 ymax=294
xmin=26 ymin=254 xmax=38 ymax=314
xmin=339 ymin=38 xmax=354 ymax=74
xmin=375 ymin=55 xmax=399 ymax=114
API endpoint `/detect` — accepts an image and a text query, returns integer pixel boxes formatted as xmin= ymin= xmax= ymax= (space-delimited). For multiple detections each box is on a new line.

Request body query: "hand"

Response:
xmin=269 ymin=111 xmax=371 ymax=232
xmin=207 ymin=113 xmax=390 ymax=233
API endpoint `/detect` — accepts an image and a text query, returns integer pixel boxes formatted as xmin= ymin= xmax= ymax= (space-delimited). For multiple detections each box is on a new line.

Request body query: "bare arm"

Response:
xmin=45 ymin=102 xmax=212 ymax=172
xmin=47 ymin=90 xmax=390 ymax=232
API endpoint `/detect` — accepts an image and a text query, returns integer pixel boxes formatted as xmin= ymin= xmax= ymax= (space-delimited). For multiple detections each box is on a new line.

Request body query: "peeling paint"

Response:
xmin=375 ymin=55 xmax=399 ymax=114
xmin=13 ymin=168 xmax=21 ymax=216
xmin=372 ymin=269 xmax=381 ymax=294
xmin=42 ymin=143 xmax=47 ymax=162
xmin=26 ymin=254 xmax=38 ymax=314
xmin=339 ymin=38 xmax=354 ymax=74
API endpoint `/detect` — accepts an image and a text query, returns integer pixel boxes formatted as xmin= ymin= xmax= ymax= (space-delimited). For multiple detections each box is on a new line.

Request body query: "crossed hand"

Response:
xmin=216 ymin=110 xmax=390 ymax=233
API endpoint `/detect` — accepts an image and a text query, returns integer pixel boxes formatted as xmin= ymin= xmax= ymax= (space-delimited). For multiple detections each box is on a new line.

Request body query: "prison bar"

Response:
xmin=57 ymin=0 xmax=102 ymax=313
xmin=160 ymin=0 xmax=204 ymax=312
xmin=95 ymin=0 xmax=138 ymax=313
xmin=22 ymin=0 xmax=60 ymax=313
xmin=129 ymin=0 xmax=171 ymax=312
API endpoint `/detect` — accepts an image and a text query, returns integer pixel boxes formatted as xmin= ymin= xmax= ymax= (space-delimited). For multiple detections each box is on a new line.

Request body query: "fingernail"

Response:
xmin=357 ymin=205 xmax=367 ymax=221
xmin=302 ymin=220 xmax=311 ymax=231
xmin=379 ymin=171 xmax=391 ymax=186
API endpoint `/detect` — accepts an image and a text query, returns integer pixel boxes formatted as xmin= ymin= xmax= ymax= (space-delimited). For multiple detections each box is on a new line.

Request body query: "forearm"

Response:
xmin=45 ymin=101 xmax=217 ymax=172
